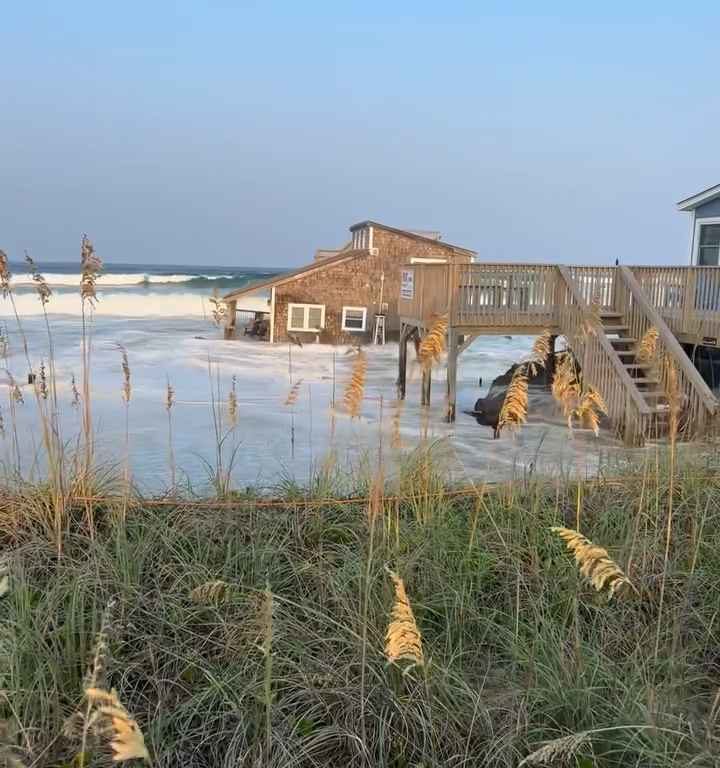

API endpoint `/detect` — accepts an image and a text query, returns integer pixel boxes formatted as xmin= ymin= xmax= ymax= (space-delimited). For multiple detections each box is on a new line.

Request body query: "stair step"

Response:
xmin=603 ymin=325 xmax=631 ymax=333
xmin=600 ymin=311 xmax=622 ymax=318
xmin=624 ymin=363 xmax=652 ymax=369
xmin=609 ymin=337 xmax=637 ymax=345
xmin=632 ymin=378 xmax=660 ymax=385
xmin=642 ymin=391 xmax=668 ymax=399
xmin=616 ymin=350 xmax=636 ymax=357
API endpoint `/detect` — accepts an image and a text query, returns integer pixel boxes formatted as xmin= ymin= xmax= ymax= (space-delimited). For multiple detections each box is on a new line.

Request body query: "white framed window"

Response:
xmin=287 ymin=303 xmax=325 ymax=332
xmin=352 ymin=227 xmax=370 ymax=249
xmin=694 ymin=218 xmax=720 ymax=266
xmin=341 ymin=306 xmax=367 ymax=332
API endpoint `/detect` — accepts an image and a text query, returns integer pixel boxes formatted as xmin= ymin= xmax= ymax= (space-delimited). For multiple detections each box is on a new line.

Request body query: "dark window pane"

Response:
xmin=699 ymin=224 xmax=720 ymax=246
xmin=699 ymin=245 xmax=720 ymax=266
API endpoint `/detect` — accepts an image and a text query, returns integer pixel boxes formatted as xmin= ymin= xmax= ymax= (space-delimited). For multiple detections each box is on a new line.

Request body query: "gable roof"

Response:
xmin=223 ymin=249 xmax=363 ymax=301
xmin=676 ymin=183 xmax=720 ymax=211
xmin=349 ymin=220 xmax=476 ymax=255
xmin=223 ymin=221 xmax=476 ymax=302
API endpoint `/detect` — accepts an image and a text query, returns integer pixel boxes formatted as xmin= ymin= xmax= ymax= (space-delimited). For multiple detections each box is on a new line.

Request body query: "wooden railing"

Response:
xmin=632 ymin=267 xmax=720 ymax=343
xmin=556 ymin=266 xmax=652 ymax=445
xmin=451 ymin=263 xmax=559 ymax=328
xmin=617 ymin=266 xmax=717 ymax=437
xmin=567 ymin=266 xmax=617 ymax=309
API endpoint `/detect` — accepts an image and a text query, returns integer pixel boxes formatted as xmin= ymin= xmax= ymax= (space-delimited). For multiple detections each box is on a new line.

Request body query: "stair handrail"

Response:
xmin=618 ymin=265 xmax=718 ymax=419
xmin=558 ymin=265 xmax=651 ymax=416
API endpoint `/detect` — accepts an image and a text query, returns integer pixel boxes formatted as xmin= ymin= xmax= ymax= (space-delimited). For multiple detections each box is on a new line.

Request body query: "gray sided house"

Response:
xmin=222 ymin=221 xmax=475 ymax=344
xmin=677 ymin=183 xmax=720 ymax=266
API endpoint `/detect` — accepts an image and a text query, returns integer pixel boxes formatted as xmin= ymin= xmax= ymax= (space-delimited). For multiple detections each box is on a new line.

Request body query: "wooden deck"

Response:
xmin=398 ymin=263 xmax=720 ymax=444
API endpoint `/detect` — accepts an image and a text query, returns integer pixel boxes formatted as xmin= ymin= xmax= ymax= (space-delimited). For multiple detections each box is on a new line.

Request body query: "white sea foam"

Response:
xmin=0 ymin=306 xmax=633 ymax=493
xmin=0 ymin=292 xmax=269 ymax=318
xmin=9 ymin=272 xmax=235 ymax=287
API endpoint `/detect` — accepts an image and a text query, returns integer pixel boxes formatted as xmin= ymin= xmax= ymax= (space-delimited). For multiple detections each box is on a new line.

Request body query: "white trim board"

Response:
xmin=677 ymin=184 xmax=720 ymax=211
xmin=341 ymin=306 xmax=367 ymax=332
xmin=692 ymin=216 xmax=720 ymax=265
xmin=287 ymin=302 xmax=326 ymax=332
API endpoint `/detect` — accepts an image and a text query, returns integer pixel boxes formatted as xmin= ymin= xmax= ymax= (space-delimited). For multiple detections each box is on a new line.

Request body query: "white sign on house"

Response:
xmin=400 ymin=269 xmax=415 ymax=300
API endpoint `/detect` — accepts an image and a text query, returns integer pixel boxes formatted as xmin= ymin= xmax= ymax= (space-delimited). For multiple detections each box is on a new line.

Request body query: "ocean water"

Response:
xmin=0 ymin=260 xmax=628 ymax=492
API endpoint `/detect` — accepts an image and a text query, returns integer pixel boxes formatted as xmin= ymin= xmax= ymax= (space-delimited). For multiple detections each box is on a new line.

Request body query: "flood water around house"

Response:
xmin=0 ymin=262 xmax=635 ymax=493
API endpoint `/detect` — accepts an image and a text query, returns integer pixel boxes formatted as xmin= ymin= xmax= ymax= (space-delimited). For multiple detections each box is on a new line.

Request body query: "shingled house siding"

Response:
xmin=272 ymin=228 xmax=473 ymax=344
xmin=274 ymin=251 xmax=378 ymax=344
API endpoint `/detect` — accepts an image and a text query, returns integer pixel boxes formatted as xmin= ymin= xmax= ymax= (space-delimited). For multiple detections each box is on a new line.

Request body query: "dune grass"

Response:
xmin=0 ymin=447 xmax=719 ymax=767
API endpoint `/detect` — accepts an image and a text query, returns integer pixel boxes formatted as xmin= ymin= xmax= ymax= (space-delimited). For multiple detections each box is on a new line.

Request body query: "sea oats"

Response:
xmin=519 ymin=730 xmax=591 ymax=766
xmin=86 ymin=688 xmax=150 ymax=763
xmin=636 ymin=326 xmax=659 ymax=363
xmin=228 ymin=374 xmax=238 ymax=426
xmin=571 ymin=387 xmax=607 ymax=436
xmin=38 ymin=361 xmax=48 ymax=400
xmin=343 ymin=350 xmax=367 ymax=418
xmin=24 ymin=252 xmax=52 ymax=305
xmin=552 ymin=352 xmax=581 ymax=417
xmin=116 ymin=345 xmax=131 ymax=404
xmin=0 ymin=249 xmax=12 ymax=298
xmin=527 ymin=329 xmax=553 ymax=376
xmin=209 ymin=288 xmax=226 ymax=326
xmin=384 ymin=568 xmax=424 ymax=667
xmin=551 ymin=526 xmax=635 ymax=597
xmin=417 ymin=314 xmax=448 ymax=369
xmin=284 ymin=378 xmax=303 ymax=407
xmin=497 ymin=366 xmax=529 ymax=435
xmin=190 ymin=580 xmax=230 ymax=604
xmin=80 ymin=234 xmax=102 ymax=305
xmin=71 ymin=373 xmax=81 ymax=408
xmin=165 ymin=379 xmax=175 ymax=411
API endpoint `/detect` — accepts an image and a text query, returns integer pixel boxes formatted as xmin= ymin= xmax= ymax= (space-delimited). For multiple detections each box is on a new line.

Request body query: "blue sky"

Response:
xmin=1 ymin=2 xmax=718 ymax=267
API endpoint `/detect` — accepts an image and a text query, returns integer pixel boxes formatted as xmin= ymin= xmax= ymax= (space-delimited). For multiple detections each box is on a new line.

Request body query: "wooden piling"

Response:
xmin=421 ymin=366 xmax=431 ymax=406
xmin=224 ymin=299 xmax=238 ymax=339
xmin=446 ymin=327 xmax=458 ymax=421
xmin=398 ymin=324 xmax=408 ymax=399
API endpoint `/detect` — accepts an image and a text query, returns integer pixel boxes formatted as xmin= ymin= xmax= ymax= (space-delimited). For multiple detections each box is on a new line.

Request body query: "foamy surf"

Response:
xmin=9 ymin=272 xmax=235 ymax=287
xmin=0 ymin=291 xmax=270 ymax=317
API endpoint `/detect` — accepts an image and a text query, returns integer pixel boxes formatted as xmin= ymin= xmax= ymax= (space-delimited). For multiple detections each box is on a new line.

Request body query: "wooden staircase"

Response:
xmin=596 ymin=311 xmax=672 ymax=437
xmin=398 ymin=261 xmax=720 ymax=443
xmin=558 ymin=266 xmax=717 ymax=444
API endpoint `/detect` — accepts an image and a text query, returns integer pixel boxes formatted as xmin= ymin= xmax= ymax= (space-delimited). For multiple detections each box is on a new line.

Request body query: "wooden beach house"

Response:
xmin=223 ymin=221 xmax=475 ymax=344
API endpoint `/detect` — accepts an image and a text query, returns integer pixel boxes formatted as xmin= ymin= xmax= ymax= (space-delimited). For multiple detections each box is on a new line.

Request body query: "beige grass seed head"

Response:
xmin=85 ymin=688 xmax=150 ymax=763
xmin=284 ymin=378 xmax=303 ymax=407
xmin=25 ymin=252 xmax=52 ymax=306
xmin=384 ymin=569 xmax=424 ymax=667
xmin=80 ymin=234 xmax=102 ymax=306
xmin=497 ymin=367 xmax=529 ymax=435
xmin=551 ymin=526 xmax=635 ymax=597
xmin=527 ymin=329 xmax=552 ymax=376
xmin=190 ymin=580 xmax=230 ymax=604
xmin=417 ymin=314 xmax=448 ymax=370
xmin=0 ymin=249 xmax=11 ymax=297
xmin=343 ymin=350 xmax=367 ymax=418
xmin=637 ymin=326 xmax=659 ymax=363
xmin=519 ymin=730 xmax=591 ymax=767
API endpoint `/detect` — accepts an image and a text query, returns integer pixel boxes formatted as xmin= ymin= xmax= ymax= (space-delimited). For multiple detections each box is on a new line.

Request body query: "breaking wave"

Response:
xmin=9 ymin=272 xmax=242 ymax=288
